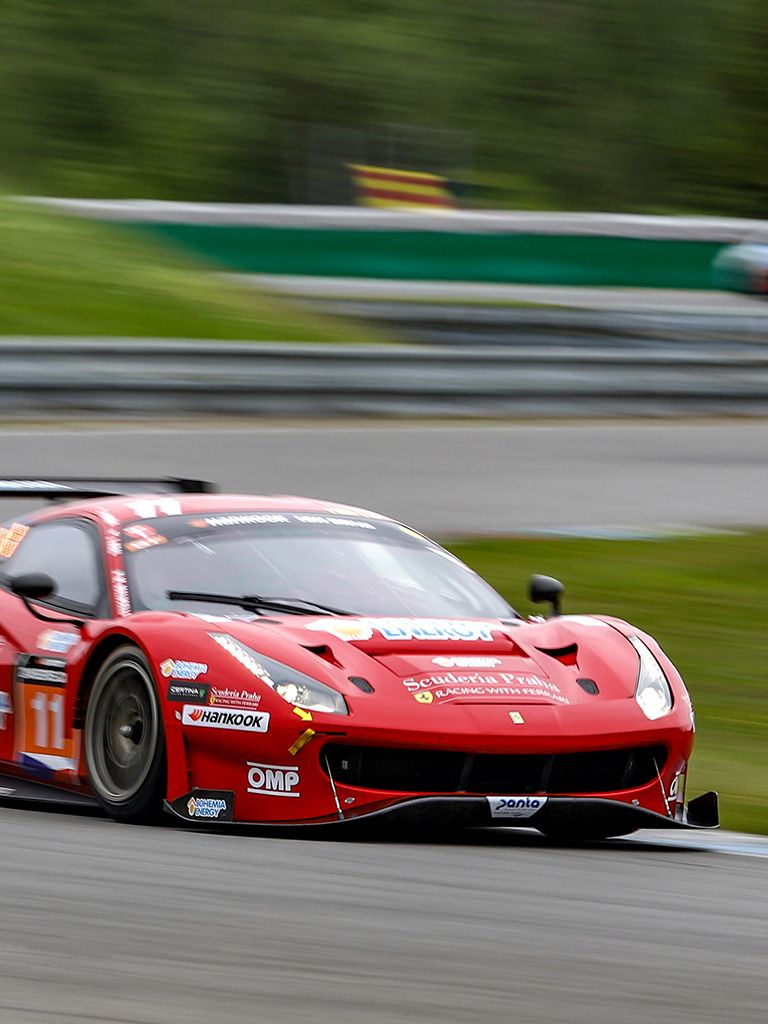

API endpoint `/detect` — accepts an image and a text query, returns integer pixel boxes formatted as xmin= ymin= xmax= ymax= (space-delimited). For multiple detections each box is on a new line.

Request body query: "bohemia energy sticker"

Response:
xmin=170 ymin=789 xmax=234 ymax=822
xmin=487 ymin=796 xmax=547 ymax=819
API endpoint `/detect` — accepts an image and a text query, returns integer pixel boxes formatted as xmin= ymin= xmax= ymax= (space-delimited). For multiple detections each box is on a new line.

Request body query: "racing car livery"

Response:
xmin=0 ymin=478 xmax=718 ymax=839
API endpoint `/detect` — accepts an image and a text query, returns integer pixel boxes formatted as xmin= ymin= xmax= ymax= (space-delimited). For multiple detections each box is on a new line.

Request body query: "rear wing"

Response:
xmin=0 ymin=478 xmax=216 ymax=500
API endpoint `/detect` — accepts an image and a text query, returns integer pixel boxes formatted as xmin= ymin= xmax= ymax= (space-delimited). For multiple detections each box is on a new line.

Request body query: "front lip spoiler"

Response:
xmin=332 ymin=792 xmax=720 ymax=832
xmin=164 ymin=790 xmax=719 ymax=832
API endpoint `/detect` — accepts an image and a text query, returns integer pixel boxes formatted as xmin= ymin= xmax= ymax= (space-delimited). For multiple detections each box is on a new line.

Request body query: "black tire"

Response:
xmin=85 ymin=644 xmax=166 ymax=823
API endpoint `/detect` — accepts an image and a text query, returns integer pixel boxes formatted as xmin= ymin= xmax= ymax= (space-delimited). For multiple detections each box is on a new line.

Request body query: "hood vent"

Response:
xmin=534 ymin=643 xmax=578 ymax=668
xmin=302 ymin=644 xmax=343 ymax=669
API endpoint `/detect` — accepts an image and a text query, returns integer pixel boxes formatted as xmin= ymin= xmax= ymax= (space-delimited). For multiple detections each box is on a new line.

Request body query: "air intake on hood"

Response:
xmin=534 ymin=643 xmax=578 ymax=667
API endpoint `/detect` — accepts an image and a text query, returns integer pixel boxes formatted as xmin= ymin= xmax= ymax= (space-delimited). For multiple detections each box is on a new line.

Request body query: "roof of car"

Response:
xmin=27 ymin=493 xmax=389 ymax=526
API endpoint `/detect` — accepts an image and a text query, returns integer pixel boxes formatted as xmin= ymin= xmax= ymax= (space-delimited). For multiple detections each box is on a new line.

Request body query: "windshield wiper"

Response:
xmin=166 ymin=590 xmax=354 ymax=616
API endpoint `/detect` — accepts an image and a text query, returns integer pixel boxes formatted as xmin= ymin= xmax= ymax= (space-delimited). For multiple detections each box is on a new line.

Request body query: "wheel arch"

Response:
xmin=76 ymin=631 xmax=190 ymax=801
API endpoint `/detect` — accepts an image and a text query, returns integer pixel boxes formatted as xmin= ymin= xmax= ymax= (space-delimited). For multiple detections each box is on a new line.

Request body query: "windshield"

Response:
xmin=122 ymin=512 xmax=514 ymax=619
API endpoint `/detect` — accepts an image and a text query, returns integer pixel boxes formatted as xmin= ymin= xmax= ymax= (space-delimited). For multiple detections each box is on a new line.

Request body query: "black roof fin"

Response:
xmin=0 ymin=478 xmax=216 ymax=500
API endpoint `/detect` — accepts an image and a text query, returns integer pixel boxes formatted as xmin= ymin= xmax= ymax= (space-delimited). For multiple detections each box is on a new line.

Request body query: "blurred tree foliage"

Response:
xmin=1 ymin=0 xmax=766 ymax=213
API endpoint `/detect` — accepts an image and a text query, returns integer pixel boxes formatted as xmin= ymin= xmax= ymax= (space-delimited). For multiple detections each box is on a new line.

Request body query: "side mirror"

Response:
xmin=529 ymin=574 xmax=564 ymax=617
xmin=10 ymin=572 xmax=56 ymax=601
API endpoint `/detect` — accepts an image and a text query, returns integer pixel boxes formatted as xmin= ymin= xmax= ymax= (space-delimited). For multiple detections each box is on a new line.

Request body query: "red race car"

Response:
xmin=0 ymin=478 xmax=718 ymax=839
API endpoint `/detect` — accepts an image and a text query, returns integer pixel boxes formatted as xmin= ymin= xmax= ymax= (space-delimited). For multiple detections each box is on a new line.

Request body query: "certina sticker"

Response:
xmin=246 ymin=761 xmax=300 ymax=798
xmin=403 ymin=672 xmax=568 ymax=706
xmin=37 ymin=630 xmax=79 ymax=654
xmin=166 ymin=683 xmax=210 ymax=703
xmin=487 ymin=796 xmax=547 ymax=819
xmin=160 ymin=659 xmax=208 ymax=680
xmin=171 ymin=790 xmax=234 ymax=822
xmin=182 ymin=705 xmax=269 ymax=732
xmin=306 ymin=618 xmax=499 ymax=643
xmin=432 ymin=656 xmax=502 ymax=669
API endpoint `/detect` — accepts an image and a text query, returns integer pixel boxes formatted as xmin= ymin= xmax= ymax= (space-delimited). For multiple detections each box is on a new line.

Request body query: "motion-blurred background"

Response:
xmin=0 ymin=0 xmax=765 ymax=837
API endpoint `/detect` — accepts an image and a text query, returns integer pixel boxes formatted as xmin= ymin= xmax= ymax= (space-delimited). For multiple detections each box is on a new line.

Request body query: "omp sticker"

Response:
xmin=0 ymin=523 xmax=29 ymax=558
xmin=160 ymin=659 xmax=208 ymax=681
xmin=307 ymin=618 xmax=499 ymax=643
xmin=181 ymin=705 xmax=269 ymax=732
xmin=246 ymin=761 xmax=300 ymax=797
xmin=487 ymin=796 xmax=547 ymax=819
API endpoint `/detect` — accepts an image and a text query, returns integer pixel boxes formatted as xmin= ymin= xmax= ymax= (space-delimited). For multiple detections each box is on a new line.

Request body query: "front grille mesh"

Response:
xmin=322 ymin=744 xmax=667 ymax=795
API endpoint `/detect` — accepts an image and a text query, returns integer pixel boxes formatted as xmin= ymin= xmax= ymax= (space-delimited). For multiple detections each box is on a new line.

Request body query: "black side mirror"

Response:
xmin=10 ymin=572 xmax=56 ymax=601
xmin=528 ymin=574 xmax=565 ymax=617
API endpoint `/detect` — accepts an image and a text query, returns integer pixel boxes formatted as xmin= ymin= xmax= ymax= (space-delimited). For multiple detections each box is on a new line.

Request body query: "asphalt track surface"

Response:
xmin=1 ymin=420 xmax=767 ymax=536
xmin=2 ymin=420 xmax=767 ymax=1023
xmin=1 ymin=804 xmax=766 ymax=1024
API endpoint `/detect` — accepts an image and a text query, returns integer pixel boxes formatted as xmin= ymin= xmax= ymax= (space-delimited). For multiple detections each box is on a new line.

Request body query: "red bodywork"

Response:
xmin=0 ymin=493 xmax=707 ymax=833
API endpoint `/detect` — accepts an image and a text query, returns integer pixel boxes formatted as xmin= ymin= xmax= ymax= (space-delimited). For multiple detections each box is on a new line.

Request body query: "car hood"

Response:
xmin=213 ymin=613 xmax=642 ymax=709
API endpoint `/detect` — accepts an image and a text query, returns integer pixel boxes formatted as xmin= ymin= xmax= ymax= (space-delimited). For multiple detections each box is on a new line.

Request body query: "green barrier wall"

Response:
xmin=130 ymin=223 xmax=726 ymax=288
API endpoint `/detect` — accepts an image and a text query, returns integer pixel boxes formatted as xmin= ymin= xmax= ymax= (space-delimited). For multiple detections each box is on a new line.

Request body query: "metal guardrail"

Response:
xmin=23 ymin=199 xmax=768 ymax=241
xmin=1 ymin=338 xmax=767 ymax=417
xmin=291 ymin=300 xmax=768 ymax=347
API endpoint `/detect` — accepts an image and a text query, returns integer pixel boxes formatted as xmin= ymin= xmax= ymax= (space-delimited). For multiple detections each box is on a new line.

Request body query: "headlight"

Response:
xmin=630 ymin=636 xmax=673 ymax=720
xmin=209 ymin=633 xmax=348 ymax=715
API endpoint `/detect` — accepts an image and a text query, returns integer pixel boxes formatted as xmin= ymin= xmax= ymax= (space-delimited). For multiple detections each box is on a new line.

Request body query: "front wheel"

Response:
xmin=85 ymin=645 xmax=166 ymax=823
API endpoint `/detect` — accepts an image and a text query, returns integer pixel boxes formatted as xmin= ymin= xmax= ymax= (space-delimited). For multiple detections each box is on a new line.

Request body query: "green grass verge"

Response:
xmin=447 ymin=532 xmax=768 ymax=835
xmin=0 ymin=198 xmax=385 ymax=342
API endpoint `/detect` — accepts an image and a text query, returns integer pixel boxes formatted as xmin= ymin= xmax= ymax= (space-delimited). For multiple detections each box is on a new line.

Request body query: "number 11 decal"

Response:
xmin=15 ymin=655 xmax=79 ymax=773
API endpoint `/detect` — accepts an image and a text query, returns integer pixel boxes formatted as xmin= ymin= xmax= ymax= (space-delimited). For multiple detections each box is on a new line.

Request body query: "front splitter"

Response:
xmin=164 ymin=790 xmax=719 ymax=833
